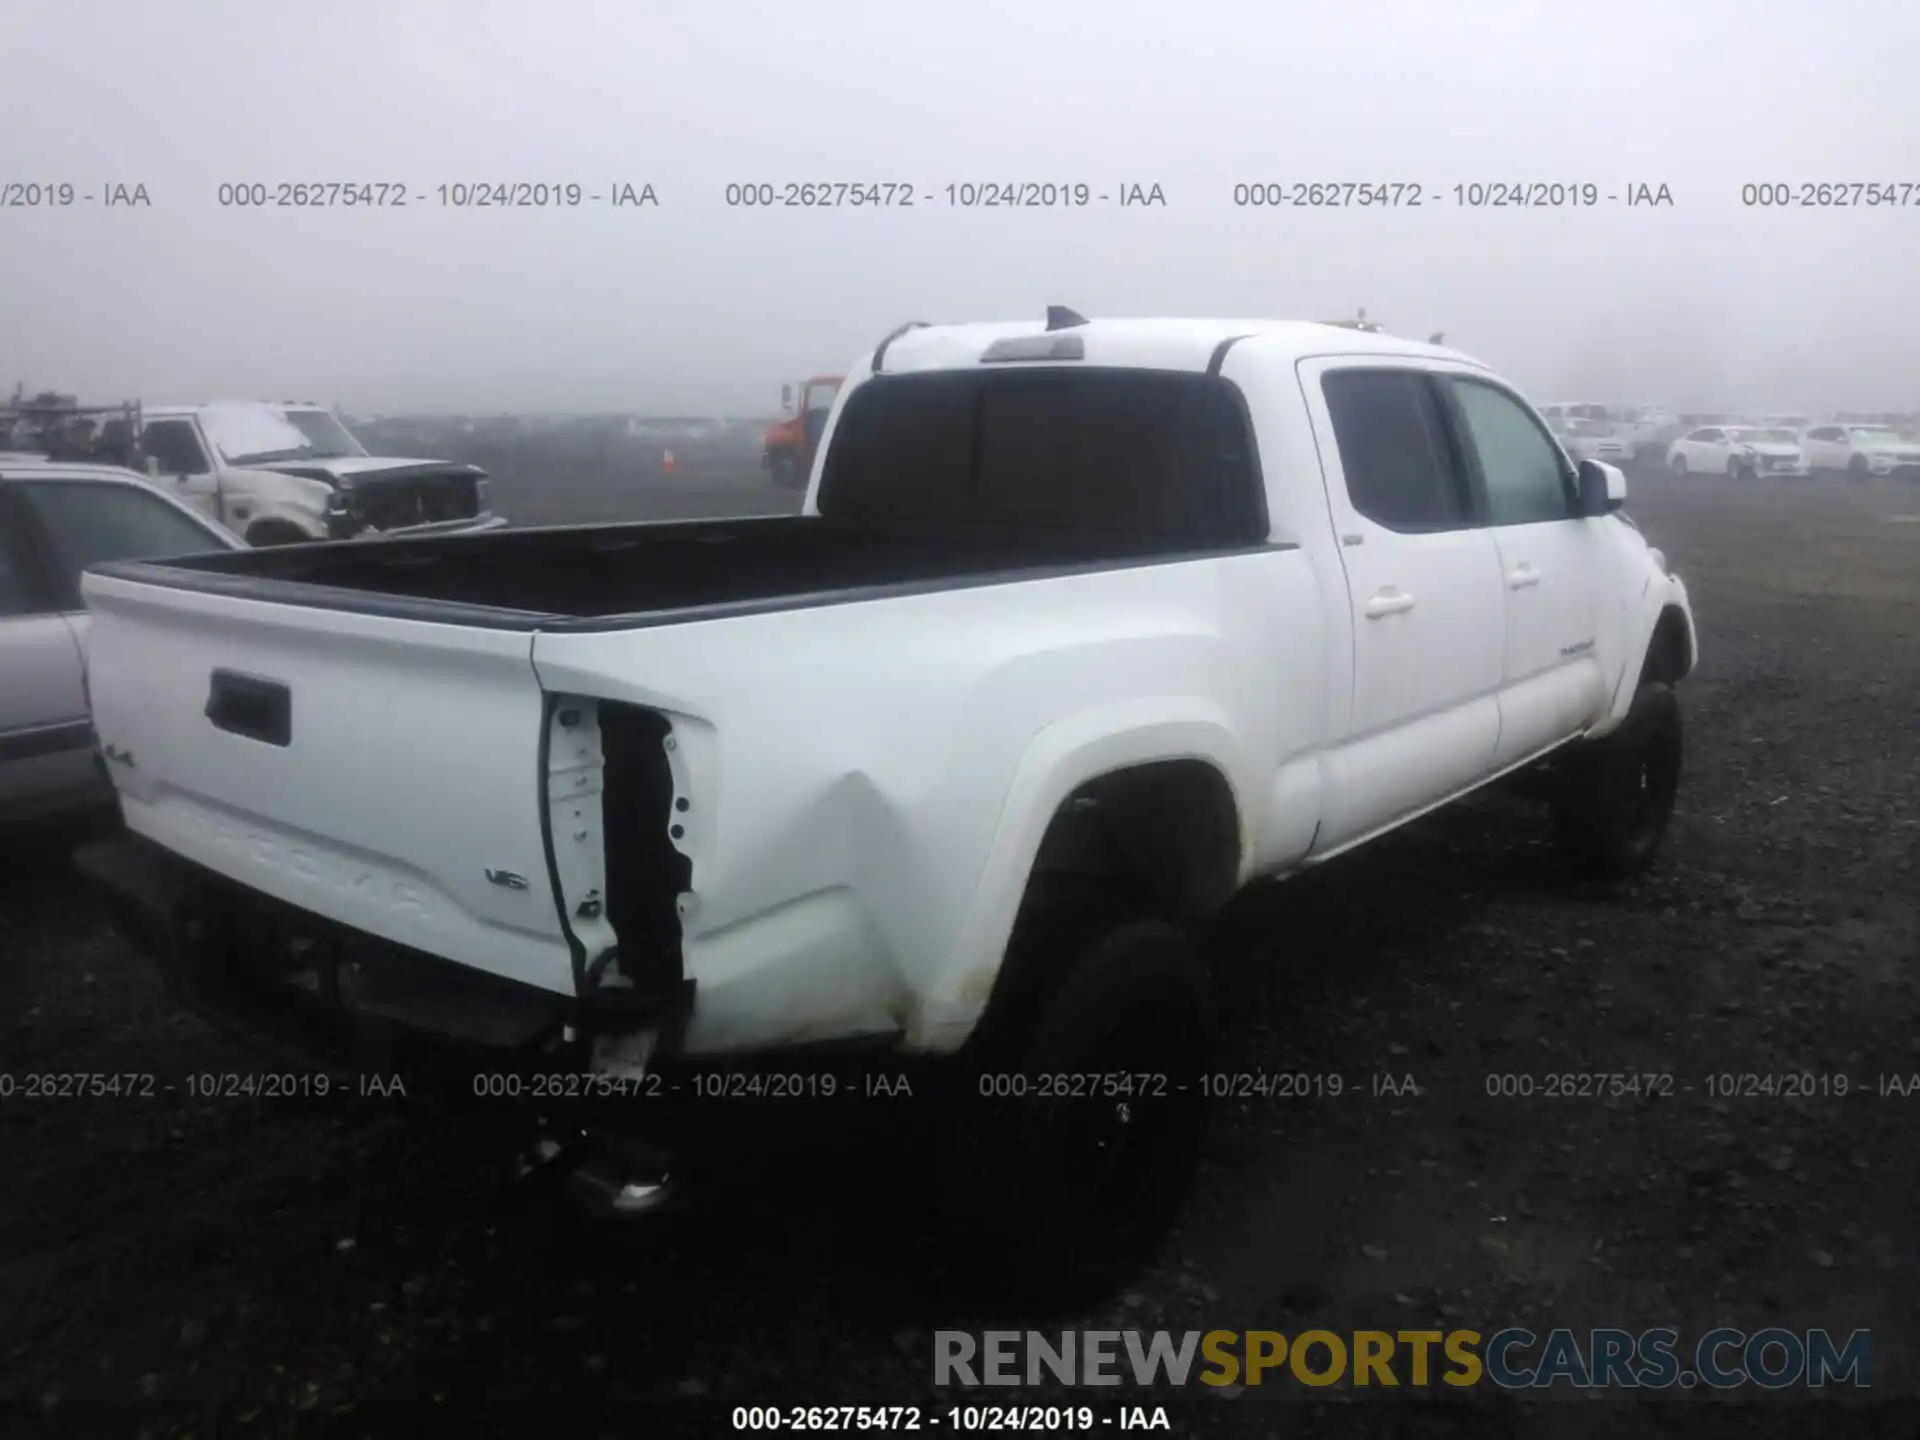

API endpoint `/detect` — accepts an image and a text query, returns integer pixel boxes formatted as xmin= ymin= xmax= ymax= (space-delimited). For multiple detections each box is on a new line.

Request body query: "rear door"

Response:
xmin=1298 ymin=360 xmax=1507 ymax=851
xmin=1802 ymin=425 xmax=1843 ymax=471
xmin=1436 ymin=379 xmax=1609 ymax=767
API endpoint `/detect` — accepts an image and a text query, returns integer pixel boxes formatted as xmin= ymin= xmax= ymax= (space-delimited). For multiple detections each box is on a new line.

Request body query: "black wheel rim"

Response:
xmin=1623 ymin=714 xmax=1682 ymax=837
xmin=1055 ymin=1002 xmax=1200 ymax=1240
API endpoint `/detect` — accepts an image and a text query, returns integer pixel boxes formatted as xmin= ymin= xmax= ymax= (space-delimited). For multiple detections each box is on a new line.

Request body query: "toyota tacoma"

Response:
xmin=75 ymin=309 xmax=1697 ymax=1293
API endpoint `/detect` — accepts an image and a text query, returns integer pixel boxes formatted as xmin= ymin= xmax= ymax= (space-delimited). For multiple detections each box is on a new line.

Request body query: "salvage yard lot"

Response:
xmin=2 ymin=466 xmax=1915 ymax=1434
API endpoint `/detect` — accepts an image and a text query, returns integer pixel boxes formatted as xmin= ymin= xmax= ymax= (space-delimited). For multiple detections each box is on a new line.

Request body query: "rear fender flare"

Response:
xmin=913 ymin=702 xmax=1245 ymax=1047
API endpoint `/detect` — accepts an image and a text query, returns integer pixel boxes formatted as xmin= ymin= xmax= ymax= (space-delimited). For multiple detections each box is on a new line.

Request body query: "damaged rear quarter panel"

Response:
xmin=529 ymin=551 xmax=1302 ymax=1057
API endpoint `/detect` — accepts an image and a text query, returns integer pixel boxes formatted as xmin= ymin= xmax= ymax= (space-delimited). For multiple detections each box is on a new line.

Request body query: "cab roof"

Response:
xmin=864 ymin=316 xmax=1484 ymax=377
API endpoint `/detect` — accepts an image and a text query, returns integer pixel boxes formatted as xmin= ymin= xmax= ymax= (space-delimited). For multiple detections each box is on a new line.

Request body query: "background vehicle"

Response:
xmin=1801 ymin=423 xmax=1920 ymax=479
xmin=1542 ymin=402 xmax=1675 ymax=466
xmin=1539 ymin=401 xmax=1614 ymax=426
xmin=1728 ymin=427 xmax=1808 ymax=478
xmin=1668 ymin=426 xmax=1805 ymax=479
xmin=138 ymin=401 xmax=507 ymax=545
xmin=1548 ymin=415 xmax=1631 ymax=465
xmin=0 ymin=460 xmax=241 ymax=833
xmin=1619 ymin=406 xmax=1682 ymax=461
xmin=76 ymin=313 xmax=1695 ymax=1293
xmin=761 ymin=376 xmax=843 ymax=489
xmin=2 ymin=393 xmax=146 ymax=467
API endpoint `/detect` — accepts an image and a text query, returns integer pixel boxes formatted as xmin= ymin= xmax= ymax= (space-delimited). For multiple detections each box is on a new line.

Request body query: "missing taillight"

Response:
xmin=599 ymin=702 xmax=689 ymax=993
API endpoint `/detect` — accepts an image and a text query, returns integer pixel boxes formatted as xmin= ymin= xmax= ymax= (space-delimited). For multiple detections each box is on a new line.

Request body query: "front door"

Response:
xmin=1439 ymin=378 xmax=1608 ymax=768
xmin=1298 ymin=360 xmax=1507 ymax=851
xmin=138 ymin=418 xmax=223 ymax=524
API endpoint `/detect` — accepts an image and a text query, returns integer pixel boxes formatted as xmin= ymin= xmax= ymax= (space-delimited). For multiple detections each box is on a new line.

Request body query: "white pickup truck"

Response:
xmin=75 ymin=312 xmax=1696 ymax=1293
xmin=136 ymin=401 xmax=507 ymax=545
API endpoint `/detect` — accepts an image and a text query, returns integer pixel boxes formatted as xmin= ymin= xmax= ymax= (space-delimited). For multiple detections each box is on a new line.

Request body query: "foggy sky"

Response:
xmin=3 ymin=0 xmax=1917 ymax=414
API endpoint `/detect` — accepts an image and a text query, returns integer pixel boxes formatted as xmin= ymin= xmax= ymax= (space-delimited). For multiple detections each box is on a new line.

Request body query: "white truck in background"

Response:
xmin=135 ymin=401 xmax=507 ymax=545
xmin=1546 ymin=416 xmax=1632 ymax=467
xmin=76 ymin=310 xmax=1697 ymax=1295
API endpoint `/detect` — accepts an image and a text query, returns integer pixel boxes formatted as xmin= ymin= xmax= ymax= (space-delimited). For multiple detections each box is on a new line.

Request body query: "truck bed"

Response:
xmin=96 ymin=514 xmax=1214 ymax=629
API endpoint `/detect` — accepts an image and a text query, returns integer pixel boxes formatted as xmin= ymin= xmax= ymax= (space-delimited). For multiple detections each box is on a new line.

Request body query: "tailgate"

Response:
xmin=82 ymin=569 xmax=578 ymax=996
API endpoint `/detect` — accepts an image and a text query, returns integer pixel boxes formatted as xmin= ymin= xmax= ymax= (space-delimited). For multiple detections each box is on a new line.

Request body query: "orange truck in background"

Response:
xmin=763 ymin=375 xmax=843 ymax=490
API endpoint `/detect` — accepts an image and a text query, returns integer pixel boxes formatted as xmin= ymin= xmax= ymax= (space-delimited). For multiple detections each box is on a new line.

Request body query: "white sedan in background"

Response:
xmin=1666 ymin=426 xmax=1806 ymax=479
xmin=1800 ymin=423 xmax=1920 ymax=479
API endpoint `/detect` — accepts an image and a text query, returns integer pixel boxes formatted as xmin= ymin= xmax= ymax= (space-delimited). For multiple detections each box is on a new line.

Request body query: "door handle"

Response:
xmin=1506 ymin=564 xmax=1541 ymax=590
xmin=1364 ymin=588 xmax=1416 ymax=618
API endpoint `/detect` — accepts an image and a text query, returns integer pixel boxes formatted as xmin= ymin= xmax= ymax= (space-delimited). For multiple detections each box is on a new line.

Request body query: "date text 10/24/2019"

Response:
xmin=0 ymin=1072 xmax=407 ymax=1100
xmin=9 ymin=178 xmax=1920 ymax=211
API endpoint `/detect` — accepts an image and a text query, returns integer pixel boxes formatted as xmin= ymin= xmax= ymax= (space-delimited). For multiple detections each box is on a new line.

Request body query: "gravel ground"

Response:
xmin=1 ymin=464 xmax=1916 ymax=1437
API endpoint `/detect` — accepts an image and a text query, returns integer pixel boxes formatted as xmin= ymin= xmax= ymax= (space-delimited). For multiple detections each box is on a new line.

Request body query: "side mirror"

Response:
xmin=781 ymin=384 xmax=793 ymax=409
xmin=1577 ymin=459 xmax=1626 ymax=515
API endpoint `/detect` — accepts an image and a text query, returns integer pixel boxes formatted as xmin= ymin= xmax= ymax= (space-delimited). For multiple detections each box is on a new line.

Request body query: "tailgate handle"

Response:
xmin=205 ymin=669 xmax=292 ymax=747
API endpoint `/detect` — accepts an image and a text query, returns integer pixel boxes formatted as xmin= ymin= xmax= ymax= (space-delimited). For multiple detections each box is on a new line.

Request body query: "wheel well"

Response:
xmin=1641 ymin=605 xmax=1693 ymax=686
xmin=1025 ymin=760 xmax=1241 ymax=921
xmin=969 ymin=760 xmax=1240 ymax=1061
xmin=245 ymin=519 xmax=311 ymax=546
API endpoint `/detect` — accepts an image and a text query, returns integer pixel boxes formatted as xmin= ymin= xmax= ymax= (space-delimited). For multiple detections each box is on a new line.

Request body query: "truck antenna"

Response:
xmin=1046 ymin=305 xmax=1089 ymax=331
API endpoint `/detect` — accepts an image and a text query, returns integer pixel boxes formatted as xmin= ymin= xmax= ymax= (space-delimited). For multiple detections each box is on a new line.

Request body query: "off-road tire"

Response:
xmin=1552 ymin=681 xmax=1683 ymax=879
xmin=947 ymin=904 xmax=1211 ymax=1302
xmin=1848 ymin=454 xmax=1871 ymax=481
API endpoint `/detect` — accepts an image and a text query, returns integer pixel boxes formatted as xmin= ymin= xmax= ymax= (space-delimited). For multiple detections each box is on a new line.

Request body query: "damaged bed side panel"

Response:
xmin=529 ymin=553 xmax=1297 ymax=1058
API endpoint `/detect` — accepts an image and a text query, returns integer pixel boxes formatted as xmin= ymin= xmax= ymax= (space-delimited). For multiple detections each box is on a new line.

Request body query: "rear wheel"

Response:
xmin=948 ymin=903 xmax=1211 ymax=1301
xmin=1552 ymin=681 xmax=1683 ymax=879
xmin=1670 ymin=454 xmax=1687 ymax=475
xmin=1848 ymin=454 xmax=1871 ymax=481
xmin=767 ymin=452 xmax=803 ymax=490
